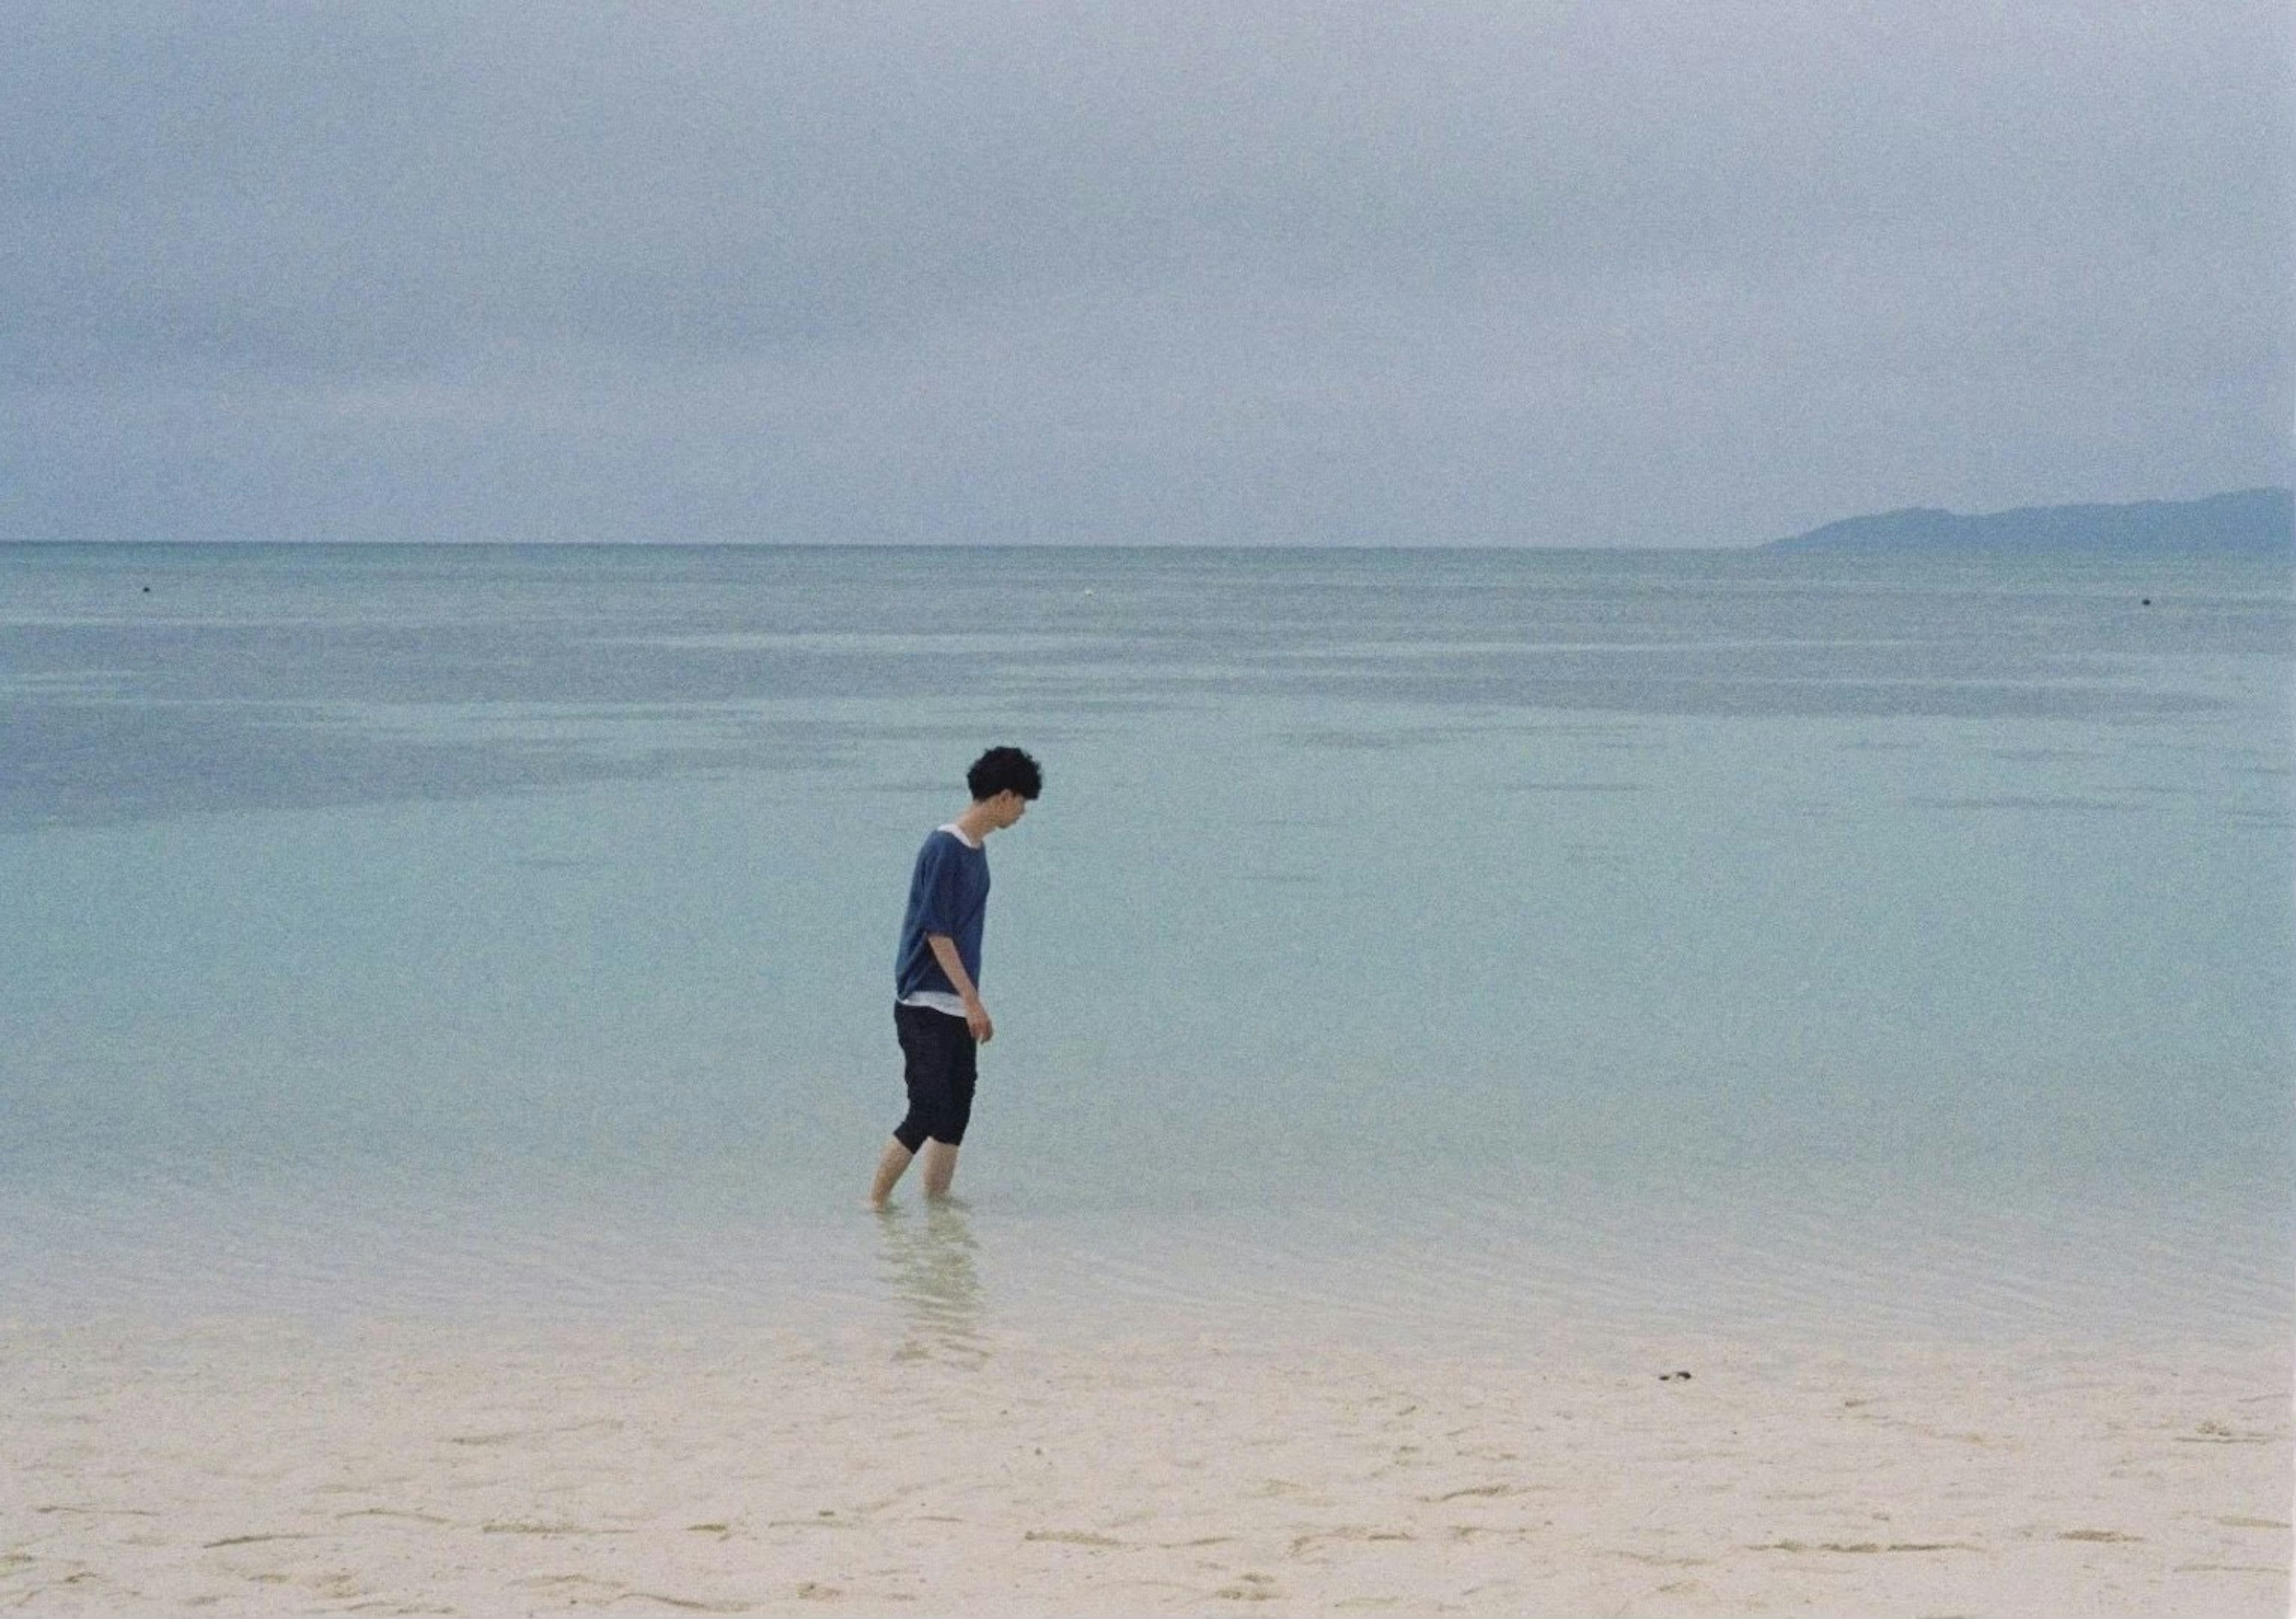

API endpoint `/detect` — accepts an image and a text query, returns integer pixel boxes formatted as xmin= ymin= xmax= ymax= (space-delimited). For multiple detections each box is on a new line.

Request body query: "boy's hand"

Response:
xmin=963 ymin=995 xmax=994 ymax=1044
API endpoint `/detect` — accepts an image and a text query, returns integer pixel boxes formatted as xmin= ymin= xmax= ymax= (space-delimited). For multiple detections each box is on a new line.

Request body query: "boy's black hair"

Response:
xmin=967 ymin=746 xmax=1043 ymax=802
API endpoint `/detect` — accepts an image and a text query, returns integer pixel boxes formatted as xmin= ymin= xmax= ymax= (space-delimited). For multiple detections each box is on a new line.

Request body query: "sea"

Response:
xmin=2 ymin=542 xmax=2289 ymax=1352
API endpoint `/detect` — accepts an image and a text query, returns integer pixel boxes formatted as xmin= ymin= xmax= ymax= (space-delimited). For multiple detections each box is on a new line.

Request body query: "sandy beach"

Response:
xmin=3 ymin=1313 xmax=2287 ymax=1617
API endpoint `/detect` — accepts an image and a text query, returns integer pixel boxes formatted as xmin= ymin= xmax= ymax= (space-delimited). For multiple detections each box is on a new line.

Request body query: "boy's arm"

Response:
xmin=926 ymin=933 xmax=993 ymax=1043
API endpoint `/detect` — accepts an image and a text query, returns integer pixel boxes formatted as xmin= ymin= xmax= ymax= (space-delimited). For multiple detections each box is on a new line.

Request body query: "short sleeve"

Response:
xmin=912 ymin=835 xmax=961 ymax=936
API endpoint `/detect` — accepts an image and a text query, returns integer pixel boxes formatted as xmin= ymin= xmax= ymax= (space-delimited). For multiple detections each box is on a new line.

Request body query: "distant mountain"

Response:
xmin=1766 ymin=488 xmax=2293 ymax=555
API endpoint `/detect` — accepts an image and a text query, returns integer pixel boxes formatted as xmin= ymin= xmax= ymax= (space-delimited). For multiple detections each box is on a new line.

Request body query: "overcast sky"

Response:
xmin=5 ymin=2 xmax=2289 ymax=546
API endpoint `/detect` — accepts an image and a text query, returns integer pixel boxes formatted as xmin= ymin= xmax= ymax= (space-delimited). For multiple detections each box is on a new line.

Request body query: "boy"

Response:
xmin=868 ymin=746 xmax=1043 ymax=1209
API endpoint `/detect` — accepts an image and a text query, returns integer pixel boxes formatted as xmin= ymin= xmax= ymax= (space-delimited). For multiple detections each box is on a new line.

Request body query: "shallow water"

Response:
xmin=2 ymin=543 xmax=2288 ymax=1346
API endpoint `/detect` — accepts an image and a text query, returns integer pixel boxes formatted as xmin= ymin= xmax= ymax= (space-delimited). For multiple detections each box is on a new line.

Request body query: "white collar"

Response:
xmin=939 ymin=821 xmax=982 ymax=850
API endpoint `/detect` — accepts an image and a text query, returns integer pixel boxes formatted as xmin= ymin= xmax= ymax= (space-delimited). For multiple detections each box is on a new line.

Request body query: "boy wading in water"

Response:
xmin=868 ymin=746 xmax=1043 ymax=1210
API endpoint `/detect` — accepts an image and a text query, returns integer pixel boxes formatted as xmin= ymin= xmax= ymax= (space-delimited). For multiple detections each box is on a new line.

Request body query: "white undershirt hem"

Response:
xmin=898 ymin=991 xmax=969 ymax=1018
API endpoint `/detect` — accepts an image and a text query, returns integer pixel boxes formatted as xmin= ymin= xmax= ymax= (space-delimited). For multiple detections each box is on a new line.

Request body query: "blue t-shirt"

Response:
xmin=894 ymin=827 xmax=991 ymax=1002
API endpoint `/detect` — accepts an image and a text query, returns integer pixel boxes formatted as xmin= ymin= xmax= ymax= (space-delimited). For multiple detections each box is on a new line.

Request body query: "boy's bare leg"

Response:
xmin=920 ymin=1140 xmax=960 ymax=1199
xmin=868 ymin=1139 xmax=914 ymax=1210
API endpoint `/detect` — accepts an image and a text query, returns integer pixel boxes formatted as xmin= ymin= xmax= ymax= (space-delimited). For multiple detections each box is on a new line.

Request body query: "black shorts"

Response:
xmin=893 ymin=1003 xmax=978 ymax=1151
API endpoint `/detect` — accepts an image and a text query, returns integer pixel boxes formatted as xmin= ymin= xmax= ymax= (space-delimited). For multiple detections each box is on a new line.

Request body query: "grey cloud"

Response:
xmin=2 ymin=0 xmax=2288 ymax=545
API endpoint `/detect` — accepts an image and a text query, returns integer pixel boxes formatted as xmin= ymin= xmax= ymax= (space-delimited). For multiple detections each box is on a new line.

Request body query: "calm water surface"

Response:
xmin=2 ymin=543 xmax=2288 ymax=1348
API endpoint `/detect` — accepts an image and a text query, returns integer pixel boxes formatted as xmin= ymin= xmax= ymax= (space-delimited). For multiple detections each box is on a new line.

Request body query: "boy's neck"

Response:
xmin=952 ymin=802 xmax=998 ymax=844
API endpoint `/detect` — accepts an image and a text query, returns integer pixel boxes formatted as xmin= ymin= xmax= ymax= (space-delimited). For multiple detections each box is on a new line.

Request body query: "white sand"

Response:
xmin=3 ymin=1315 xmax=2288 ymax=1617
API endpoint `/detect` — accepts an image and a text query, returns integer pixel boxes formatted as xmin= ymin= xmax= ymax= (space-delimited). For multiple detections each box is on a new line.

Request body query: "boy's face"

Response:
xmin=983 ymin=789 xmax=1030 ymax=830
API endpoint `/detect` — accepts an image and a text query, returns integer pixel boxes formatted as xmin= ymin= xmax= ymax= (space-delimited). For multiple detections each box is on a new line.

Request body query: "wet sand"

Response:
xmin=4 ymin=1311 xmax=2288 ymax=1617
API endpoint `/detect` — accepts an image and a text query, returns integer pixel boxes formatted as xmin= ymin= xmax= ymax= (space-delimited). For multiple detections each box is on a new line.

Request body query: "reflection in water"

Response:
xmin=875 ymin=1200 xmax=987 ymax=1364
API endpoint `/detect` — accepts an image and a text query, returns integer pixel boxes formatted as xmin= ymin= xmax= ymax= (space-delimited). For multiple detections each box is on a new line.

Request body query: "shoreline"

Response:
xmin=5 ymin=1312 xmax=2288 ymax=1617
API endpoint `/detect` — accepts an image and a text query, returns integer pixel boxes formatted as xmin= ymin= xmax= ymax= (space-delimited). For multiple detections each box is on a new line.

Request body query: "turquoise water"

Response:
xmin=2 ymin=543 xmax=2288 ymax=1345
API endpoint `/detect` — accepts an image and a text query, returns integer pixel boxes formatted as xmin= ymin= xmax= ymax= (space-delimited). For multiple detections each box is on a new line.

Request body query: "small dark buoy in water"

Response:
xmin=141 ymin=585 xmax=151 ymax=594
xmin=2141 ymin=597 xmax=2151 ymax=606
